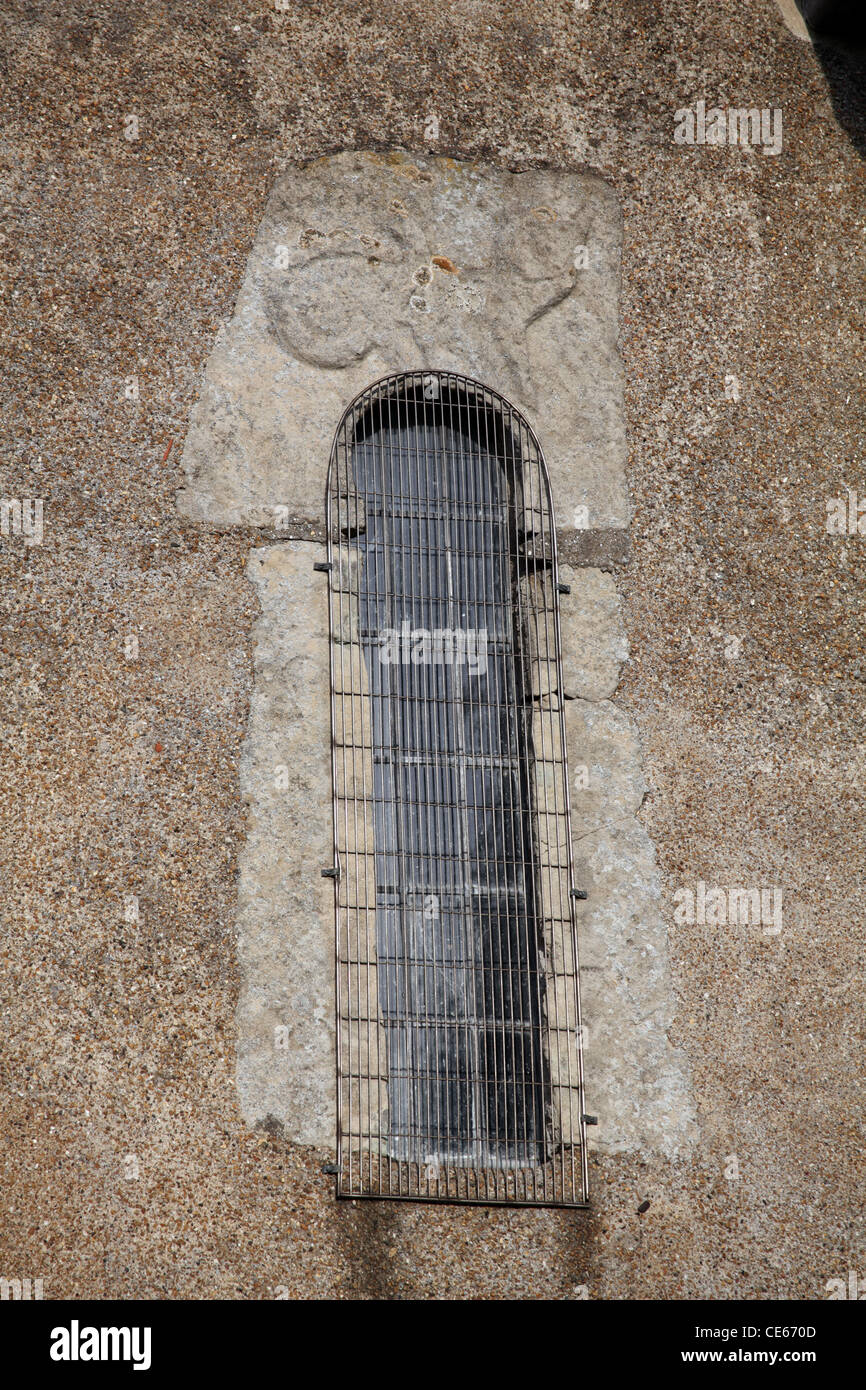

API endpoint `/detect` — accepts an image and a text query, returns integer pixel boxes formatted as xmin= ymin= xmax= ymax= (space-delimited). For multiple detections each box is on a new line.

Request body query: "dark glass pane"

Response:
xmin=355 ymin=400 xmax=547 ymax=1166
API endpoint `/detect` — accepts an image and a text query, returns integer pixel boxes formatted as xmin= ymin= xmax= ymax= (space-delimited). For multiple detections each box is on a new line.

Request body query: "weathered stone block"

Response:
xmin=177 ymin=151 xmax=627 ymax=532
xmin=559 ymin=565 xmax=630 ymax=700
xmin=237 ymin=541 xmax=335 ymax=1147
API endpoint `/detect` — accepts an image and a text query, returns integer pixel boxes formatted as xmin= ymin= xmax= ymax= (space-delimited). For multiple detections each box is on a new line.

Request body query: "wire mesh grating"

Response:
xmin=325 ymin=371 xmax=589 ymax=1207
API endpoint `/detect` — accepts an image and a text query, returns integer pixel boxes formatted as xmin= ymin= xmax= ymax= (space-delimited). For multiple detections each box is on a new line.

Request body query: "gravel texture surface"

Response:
xmin=1 ymin=0 xmax=863 ymax=1299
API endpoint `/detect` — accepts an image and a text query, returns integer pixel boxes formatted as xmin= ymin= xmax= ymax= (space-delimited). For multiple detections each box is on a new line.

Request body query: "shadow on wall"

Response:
xmin=331 ymin=1195 xmax=600 ymax=1298
xmin=335 ymin=1201 xmax=401 ymax=1300
xmin=798 ymin=0 xmax=866 ymax=160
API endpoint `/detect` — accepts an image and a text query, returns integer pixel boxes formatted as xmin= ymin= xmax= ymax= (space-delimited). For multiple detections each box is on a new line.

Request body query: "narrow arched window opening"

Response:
xmin=326 ymin=371 xmax=587 ymax=1207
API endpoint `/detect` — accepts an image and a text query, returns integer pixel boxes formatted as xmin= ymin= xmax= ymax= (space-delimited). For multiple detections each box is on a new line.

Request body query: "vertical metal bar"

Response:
xmin=326 ymin=430 xmax=343 ymax=1195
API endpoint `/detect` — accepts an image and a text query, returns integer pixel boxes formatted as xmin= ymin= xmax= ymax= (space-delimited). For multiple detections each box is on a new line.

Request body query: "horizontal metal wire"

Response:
xmin=325 ymin=370 xmax=588 ymax=1208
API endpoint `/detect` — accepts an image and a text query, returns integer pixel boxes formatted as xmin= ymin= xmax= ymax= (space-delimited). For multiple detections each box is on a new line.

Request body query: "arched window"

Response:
xmin=325 ymin=372 xmax=588 ymax=1206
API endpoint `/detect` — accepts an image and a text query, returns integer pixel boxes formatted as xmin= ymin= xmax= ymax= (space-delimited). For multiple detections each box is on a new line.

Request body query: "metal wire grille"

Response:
xmin=325 ymin=371 xmax=588 ymax=1207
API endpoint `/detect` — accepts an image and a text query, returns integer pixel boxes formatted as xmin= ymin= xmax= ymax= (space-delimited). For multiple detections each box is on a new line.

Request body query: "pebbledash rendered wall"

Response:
xmin=177 ymin=151 xmax=697 ymax=1162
